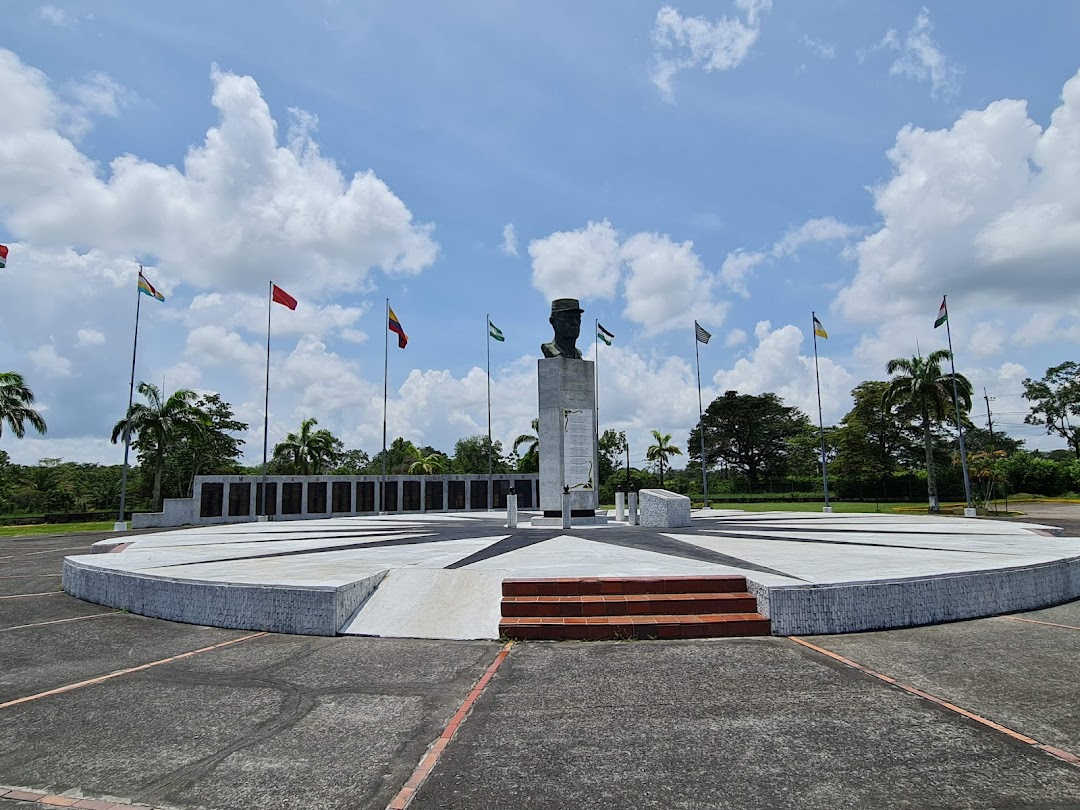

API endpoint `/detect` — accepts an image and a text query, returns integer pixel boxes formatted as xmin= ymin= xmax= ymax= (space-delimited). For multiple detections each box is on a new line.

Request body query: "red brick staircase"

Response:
xmin=499 ymin=575 xmax=771 ymax=641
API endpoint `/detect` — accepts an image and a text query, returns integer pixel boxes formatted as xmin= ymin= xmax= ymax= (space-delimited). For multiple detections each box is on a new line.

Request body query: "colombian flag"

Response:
xmin=138 ymin=270 xmax=165 ymax=302
xmin=388 ymin=306 xmax=408 ymax=349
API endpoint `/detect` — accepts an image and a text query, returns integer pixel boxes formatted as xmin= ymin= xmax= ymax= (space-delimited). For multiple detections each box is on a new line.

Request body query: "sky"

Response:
xmin=3 ymin=0 xmax=1080 ymax=469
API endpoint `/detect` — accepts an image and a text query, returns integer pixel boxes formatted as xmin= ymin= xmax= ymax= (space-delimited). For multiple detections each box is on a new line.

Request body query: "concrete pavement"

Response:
xmin=2 ymin=506 xmax=1079 ymax=808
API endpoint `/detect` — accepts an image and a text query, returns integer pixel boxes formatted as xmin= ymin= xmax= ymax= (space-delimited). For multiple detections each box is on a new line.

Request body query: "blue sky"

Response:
xmin=3 ymin=1 xmax=1080 ymax=467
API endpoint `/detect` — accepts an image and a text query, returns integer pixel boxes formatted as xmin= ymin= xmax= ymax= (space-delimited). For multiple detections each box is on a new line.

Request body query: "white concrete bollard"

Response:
xmin=615 ymin=492 xmax=625 ymax=522
xmin=562 ymin=491 xmax=572 ymax=529
xmin=822 ymin=507 xmax=833 ymax=513
xmin=628 ymin=492 xmax=639 ymax=526
xmin=112 ymin=520 xmax=128 ymax=532
xmin=507 ymin=490 xmax=519 ymax=528
xmin=964 ymin=507 xmax=978 ymax=517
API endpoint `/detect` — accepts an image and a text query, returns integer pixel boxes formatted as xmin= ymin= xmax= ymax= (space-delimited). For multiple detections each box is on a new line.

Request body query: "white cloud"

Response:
xmin=621 ymin=232 xmax=727 ymax=334
xmin=801 ymin=36 xmax=835 ymax=60
xmin=712 ymin=321 xmax=853 ymax=423
xmin=500 ymin=223 xmax=519 ymax=256
xmin=0 ymin=51 xmax=438 ymax=297
xmin=724 ymin=328 xmax=748 ymax=348
xmin=878 ymin=8 xmax=960 ymax=100
xmin=75 ymin=328 xmax=105 ymax=347
xmin=650 ymin=1 xmax=772 ymax=103
xmin=528 ymin=220 xmax=622 ymax=301
xmin=29 ymin=343 xmax=72 ymax=377
xmin=38 ymin=5 xmax=75 ymax=26
xmin=720 ymin=216 xmax=857 ymax=297
xmin=839 ymin=71 xmax=1080 ymax=325
xmin=63 ymin=72 xmax=129 ymax=139
xmin=528 ymin=221 xmax=729 ymax=335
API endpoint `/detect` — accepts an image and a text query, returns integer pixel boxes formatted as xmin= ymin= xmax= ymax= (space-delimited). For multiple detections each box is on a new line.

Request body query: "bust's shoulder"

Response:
xmin=541 ymin=341 xmax=562 ymax=358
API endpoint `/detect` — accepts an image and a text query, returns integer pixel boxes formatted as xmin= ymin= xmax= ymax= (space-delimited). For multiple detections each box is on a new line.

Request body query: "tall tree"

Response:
xmin=833 ymin=381 xmax=920 ymax=492
xmin=884 ymin=350 xmax=972 ymax=512
xmin=272 ymin=418 xmax=343 ymax=475
xmin=452 ymin=435 xmax=508 ymax=474
xmin=164 ymin=393 xmax=247 ymax=498
xmin=599 ymin=429 xmax=628 ymax=486
xmin=646 ymin=430 xmax=682 ymax=488
xmin=111 ymin=382 xmax=209 ymax=510
xmin=0 ymin=372 xmax=47 ymax=439
xmin=689 ymin=391 xmax=811 ymax=485
xmin=513 ymin=419 xmax=540 ymax=473
xmin=1022 ymin=362 xmax=1080 ymax=458
xmin=406 ymin=444 xmax=449 ymax=474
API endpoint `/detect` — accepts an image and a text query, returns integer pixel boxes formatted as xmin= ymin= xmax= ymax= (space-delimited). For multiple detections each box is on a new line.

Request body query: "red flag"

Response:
xmin=272 ymin=283 xmax=297 ymax=310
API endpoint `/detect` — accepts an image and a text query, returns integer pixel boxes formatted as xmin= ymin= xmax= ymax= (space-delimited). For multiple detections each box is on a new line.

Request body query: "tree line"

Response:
xmin=0 ymin=355 xmax=1078 ymax=516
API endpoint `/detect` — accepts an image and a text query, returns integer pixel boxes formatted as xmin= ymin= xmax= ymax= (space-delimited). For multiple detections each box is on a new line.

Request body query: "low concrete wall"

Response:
xmin=754 ymin=554 xmax=1080 ymax=635
xmin=132 ymin=473 xmax=541 ymax=529
xmin=62 ymin=558 xmax=387 ymax=636
xmin=132 ymin=497 xmax=197 ymax=529
xmin=638 ymin=489 xmax=692 ymax=528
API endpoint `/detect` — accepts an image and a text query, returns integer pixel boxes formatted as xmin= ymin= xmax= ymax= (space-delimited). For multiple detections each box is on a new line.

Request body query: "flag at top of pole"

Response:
xmin=0 ymin=244 xmax=9 ymax=269
xmin=138 ymin=270 xmax=165 ymax=302
xmin=271 ymin=283 xmax=297 ymax=310
xmin=813 ymin=314 xmax=828 ymax=339
xmin=489 ymin=319 xmax=504 ymax=342
xmin=695 ymin=321 xmax=712 ymax=344
xmin=388 ymin=306 xmax=408 ymax=348
xmin=934 ymin=296 xmax=948 ymax=328
xmin=597 ymin=323 xmax=614 ymax=345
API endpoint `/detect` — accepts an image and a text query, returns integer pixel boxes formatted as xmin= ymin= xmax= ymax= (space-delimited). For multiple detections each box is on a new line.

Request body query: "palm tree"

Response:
xmin=273 ymin=418 xmax=340 ymax=475
xmin=111 ymin=382 xmax=208 ymax=510
xmin=513 ymin=418 xmax=539 ymax=471
xmin=884 ymin=350 xmax=973 ymax=513
xmin=646 ymin=430 xmax=682 ymax=488
xmin=0 ymin=372 xmax=47 ymax=439
xmin=406 ymin=444 xmax=448 ymax=475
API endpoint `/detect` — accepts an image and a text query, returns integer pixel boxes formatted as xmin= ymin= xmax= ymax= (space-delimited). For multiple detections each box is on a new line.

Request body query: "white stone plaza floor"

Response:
xmin=61 ymin=510 xmax=1080 ymax=639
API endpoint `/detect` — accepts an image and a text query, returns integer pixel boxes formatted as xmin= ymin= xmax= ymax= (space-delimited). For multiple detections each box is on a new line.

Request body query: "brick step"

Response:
xmin=501 ymin=575 xmax=749 ymax=597
xmin=500 ymin=613 xmax=772 ymax=641
xmin=502 ymin=592 xmax=759 ymax=618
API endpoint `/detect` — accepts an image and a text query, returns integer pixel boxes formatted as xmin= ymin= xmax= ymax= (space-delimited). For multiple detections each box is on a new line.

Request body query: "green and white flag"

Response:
xmin=597 ymin=322 xmax=614 ymax=345
xmin=934 ymin=296 xmax=948 ymax=329
xmin=488 ymin=320 xmax=505 ymax=342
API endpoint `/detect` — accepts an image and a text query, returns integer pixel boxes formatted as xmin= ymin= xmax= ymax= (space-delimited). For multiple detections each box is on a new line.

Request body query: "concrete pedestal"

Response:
xmin=538 ymin=358 xmax=598 ymax=516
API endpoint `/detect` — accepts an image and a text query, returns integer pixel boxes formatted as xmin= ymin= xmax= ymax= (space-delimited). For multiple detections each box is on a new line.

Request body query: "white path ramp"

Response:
xmin=341 ymin=569 xmax=505 ymax=640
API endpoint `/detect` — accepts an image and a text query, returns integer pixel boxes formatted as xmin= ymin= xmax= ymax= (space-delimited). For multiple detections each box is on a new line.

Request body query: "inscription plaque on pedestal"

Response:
xmin=563 ymin=408 xmax=595 ymax=491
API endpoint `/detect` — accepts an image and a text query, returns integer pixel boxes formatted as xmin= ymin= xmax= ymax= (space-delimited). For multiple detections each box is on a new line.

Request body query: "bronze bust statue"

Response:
xmin=541 ymin=298 xmax=584 ymax=359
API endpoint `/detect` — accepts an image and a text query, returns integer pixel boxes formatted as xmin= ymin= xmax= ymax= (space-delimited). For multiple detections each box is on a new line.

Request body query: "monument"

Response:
xmin=535 ymin=298 xmax=604 ymax=525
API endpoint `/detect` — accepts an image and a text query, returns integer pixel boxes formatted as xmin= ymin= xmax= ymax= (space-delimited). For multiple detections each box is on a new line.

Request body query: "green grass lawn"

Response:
xmin=0 ymin=520 xmax=117 ymax=538
xmin=697 ymin=501 xmax=931 ymax=513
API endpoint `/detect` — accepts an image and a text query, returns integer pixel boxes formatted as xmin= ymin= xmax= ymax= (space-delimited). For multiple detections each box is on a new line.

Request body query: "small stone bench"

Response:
xmin=638 ymin=489 xmax=692 ymax=528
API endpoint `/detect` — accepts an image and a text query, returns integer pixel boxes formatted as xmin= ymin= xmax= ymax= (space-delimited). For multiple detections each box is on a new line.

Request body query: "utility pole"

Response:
xmin=984 ymin=388 xmax=1008 ymax=513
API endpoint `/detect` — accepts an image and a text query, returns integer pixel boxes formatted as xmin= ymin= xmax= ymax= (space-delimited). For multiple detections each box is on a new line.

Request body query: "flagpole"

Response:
xmin=942 ymin=295 xmax=974 ymax=514
xmin=115 ymin=266 xmax=143 ymax=531
xmin=595 ymin=318 xmax=602 ymax=506
xmin=382 ymin=298 xmax=389 ymax=515
xmin=486 ymin=314 xmax=493 ymax=511
xmin=260 ymin=281 xmax=272 ymax=520
xmin=812 ymin=312 xmax=831 ymax=512
xmin=694 ymin=322 xmax=709 ymax=508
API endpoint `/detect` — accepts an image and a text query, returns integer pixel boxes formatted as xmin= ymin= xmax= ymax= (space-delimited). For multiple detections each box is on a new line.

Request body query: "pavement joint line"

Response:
xmin=385 ymin=642 xmax=514 ymax=810
xmin=788 ymin=636 xmax=1080 ymax=769
xmin=1004 ymin=616 xmax=1080 ymax=631
xmin=0 ymin=574 xmax=62 ymax=579
xmin=0 ymin=612 xmax=121 ymax=633
xmin=0 ymin=631 xmax=269 ymax=711
xmin=0 ymin=547 xmax=92 ymax=561
xmin=0 ymin=591 xmax=61 ymax=600
xmin=0 ymin=785 xmax=163 ymax=808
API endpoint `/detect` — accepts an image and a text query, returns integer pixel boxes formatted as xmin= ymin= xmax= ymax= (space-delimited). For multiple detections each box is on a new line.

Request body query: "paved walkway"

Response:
xmin=2 ymin=506 xmax=1079 ymax=808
